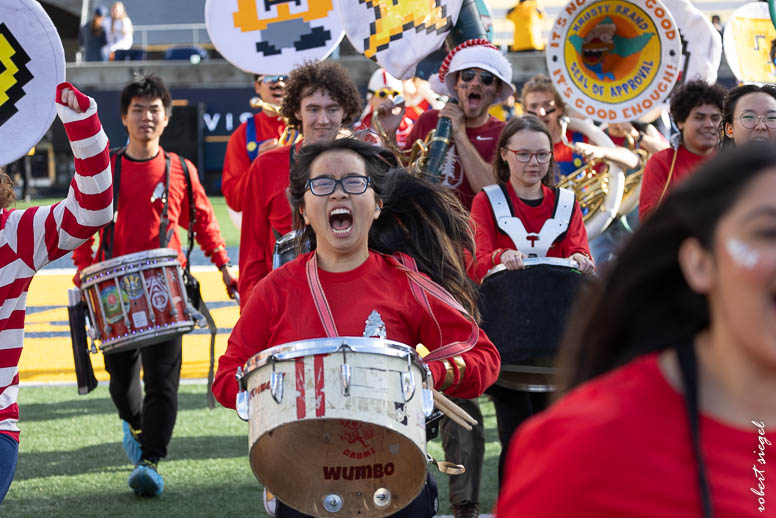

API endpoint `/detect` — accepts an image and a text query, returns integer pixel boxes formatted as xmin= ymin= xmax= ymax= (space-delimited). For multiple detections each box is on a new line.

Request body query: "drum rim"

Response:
xmin=484 ymin=257 xmax=580 ymax=280
xmin=243 ymin=336 xmax=424 ymax=374
xmin=81 ymin=248 xmax=181 ymax=278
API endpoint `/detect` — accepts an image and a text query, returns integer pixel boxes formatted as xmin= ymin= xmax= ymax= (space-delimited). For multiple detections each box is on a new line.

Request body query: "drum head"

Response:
xmin=251 ymin=418 xmax=426 ymax=517
xmin=0 ymin=0 xmax=65 ymax=165
xmin=205 ymin=0 xmax=344 ymax=75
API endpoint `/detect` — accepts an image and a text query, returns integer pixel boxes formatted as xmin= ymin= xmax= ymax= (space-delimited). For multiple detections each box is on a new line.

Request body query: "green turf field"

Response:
xmin=14 ymin=196 xmax=240 ymax=248
xmin=4 ymin=385 xmax=501 ymax=517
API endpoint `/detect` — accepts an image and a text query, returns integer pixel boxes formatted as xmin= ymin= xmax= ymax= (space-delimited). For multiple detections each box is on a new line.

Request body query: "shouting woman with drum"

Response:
xmin=213 ymin=138 xmax=500 ymax=517
xmin=469 ymin=114 xmax=595 ymax=486
xmin=498 ymin=141 xmax=776 ymax=518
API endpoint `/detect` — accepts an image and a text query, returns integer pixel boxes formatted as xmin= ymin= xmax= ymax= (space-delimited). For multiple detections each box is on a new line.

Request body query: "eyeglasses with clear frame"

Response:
xmin=306 ymin=175 xmax=372 ymax=196
xmin=504 ymin=148 xmax=553 ymax=163
xmin=737 ymin=111 xmax=776 ymax=129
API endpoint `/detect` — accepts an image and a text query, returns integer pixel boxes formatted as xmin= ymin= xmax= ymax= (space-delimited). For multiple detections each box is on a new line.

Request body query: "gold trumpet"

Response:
xmin=249 ymin=96 xmax=300 ymax=146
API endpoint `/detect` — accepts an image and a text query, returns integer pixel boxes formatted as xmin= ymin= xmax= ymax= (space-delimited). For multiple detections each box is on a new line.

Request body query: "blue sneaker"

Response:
xmin=128 ymin=459 xmax=164 ymax=497
xmin=122 ymin=421 xmax=142 ymax=465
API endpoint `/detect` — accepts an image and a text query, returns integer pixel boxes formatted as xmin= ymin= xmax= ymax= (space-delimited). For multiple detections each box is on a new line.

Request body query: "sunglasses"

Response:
xmin=259 ymin=75 xmax=287 ymax=83
xmin=526 ymin=105 xmax=558 ymax=117
xmin=374 ymin=88 xmax=400 ymax=99
xmin=460 ymin=69 xmax=496 ymax=86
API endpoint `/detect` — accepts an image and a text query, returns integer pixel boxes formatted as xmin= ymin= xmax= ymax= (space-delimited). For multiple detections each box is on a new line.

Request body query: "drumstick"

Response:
xmin=436 ymin=403 xmax=472 ymax=431
xmin=433 ymin=389 xmax=478 ymax=426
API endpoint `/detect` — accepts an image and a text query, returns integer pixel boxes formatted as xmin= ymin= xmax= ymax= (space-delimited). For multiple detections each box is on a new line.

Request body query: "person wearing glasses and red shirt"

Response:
xmin=721 ymin=83 xmax=776 ymax=147
xmin=221 ymin=74 xmax=287 ymax=224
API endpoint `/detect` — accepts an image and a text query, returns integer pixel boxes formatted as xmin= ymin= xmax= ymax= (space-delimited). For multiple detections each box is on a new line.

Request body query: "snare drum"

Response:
xmin=479 ymin=258 xmax=587 ymax=391
xmin=236 ymin=337 xmax=434 ymax=517
xmin=79 ymin=249 xmax=197 ymax=354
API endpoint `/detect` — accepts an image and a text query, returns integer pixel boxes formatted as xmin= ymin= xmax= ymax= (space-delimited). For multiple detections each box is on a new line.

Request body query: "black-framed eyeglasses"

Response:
xmin=460 ymin=69 xmax=496 ymax=86
xmin=737 ymin=111 xmax=776 ymax=129
xmin=306 ymin=175 xmax=371 ymax=196
xmin=505 ymin=148 xmax=553 ymax=163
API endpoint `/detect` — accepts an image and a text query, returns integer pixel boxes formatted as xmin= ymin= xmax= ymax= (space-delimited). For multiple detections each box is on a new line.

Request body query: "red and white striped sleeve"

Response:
xmin=3 ymin=83 xmax=112 ymax=272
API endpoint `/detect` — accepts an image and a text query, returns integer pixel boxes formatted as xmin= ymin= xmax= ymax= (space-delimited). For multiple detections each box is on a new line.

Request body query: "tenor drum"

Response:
xmin=79 ymin=249 xmax=196 ymax=354
xmin=478 ymin=258 xmax=587 ymax=391
xmin=237 ymin=337 xmax=433 ymax=517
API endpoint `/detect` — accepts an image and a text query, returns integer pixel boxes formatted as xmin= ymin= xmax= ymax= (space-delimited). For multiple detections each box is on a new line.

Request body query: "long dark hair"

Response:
xmin=493 ymin=115 xmax=557 ymax=187
xmin=558 ymin=142 xmax=776 ymax=390
xmin=721 ymin=83 xmax=776 ymax=147
xmin=288 ymin=138 xmax=480 ymax=320
xmin=557 ymin=143 xmax=776 ymax=518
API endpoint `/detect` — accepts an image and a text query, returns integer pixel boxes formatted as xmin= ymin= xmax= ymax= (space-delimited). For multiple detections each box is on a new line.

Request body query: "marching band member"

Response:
xmin=214 ymin=138 xmax=500 ymax=517
xmin=520 ymin=74 xmax=639 ymax=178
xmin=0 ymin=84 xmax=112 ymax=503
xmin=470 ymin=115 xmax=594 ymax=486
xmin=221 ymin=74 xmax=287 ymax=217
xmin=378 ymin=38 xmax=514 ymax=517
xmin=471 ymin=115 xmax=595 ymax=281
xmin=354 ymin=68 xmax=414 ymax=147
xmin=498 ymin=141 xmax=776 ymax=518
xmin=238 ymin=60 xmax=362 ymax=306
xmin=639 ymin=80 xmax=726 ymax=220
xmin=722 ymin=83 xmax=776 ymax=146
xmin=72 ymin=74 xmax=236 ymax=497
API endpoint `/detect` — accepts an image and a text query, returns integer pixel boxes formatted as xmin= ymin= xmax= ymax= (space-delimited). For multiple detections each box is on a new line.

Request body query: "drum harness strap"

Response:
xmin=304 ymin=252 xmax=474 ymax=476
xmin=482 ymin=184 xmax=574 ymax=258
xmin=104 ymin=149 xmax=219 ymax=408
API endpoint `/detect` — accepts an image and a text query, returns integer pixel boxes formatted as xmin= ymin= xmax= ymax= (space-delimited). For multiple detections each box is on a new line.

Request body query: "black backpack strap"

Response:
xmin=102 ymin=147 xmax=126 ymax=260
xmin=178 ymin=154 xmax=196 ymax=270
xmin=159 ymin=151 xmax=173 ymax=248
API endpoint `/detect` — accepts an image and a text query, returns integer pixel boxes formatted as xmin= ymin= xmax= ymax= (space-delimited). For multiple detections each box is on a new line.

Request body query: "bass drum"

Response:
xmin=478 ymin=258 xmax=590 ymax=391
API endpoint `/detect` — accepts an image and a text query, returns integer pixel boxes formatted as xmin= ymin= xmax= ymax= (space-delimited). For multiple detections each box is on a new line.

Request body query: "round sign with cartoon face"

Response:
xmin=205 ymin=0 xmax=344 ymax=75
xmin=546 ymin=0 xmax=681 ymax=123
xmin=0 ymin=0 xmax=65 ymax=165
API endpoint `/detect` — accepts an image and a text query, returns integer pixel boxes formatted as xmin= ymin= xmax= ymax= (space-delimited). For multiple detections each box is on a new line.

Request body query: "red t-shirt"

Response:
xmin=639 ymin=145 xmax=710 ymax=220
xmin=222 ymin=110 xmax=286 ymax=212
xmin=470 ymin=183 xmax=590 ymax=282
xmin=404 ymin=110 xmax=504 ymax=210
xmin=72 ymin=149 xmax=228 ymax=270
xmin=497 ymin=353 xmax=773 ymax=517
xmin=213 ymin=251 xmax=501 ymax=409
xmin=238 ymin=142 xmax=299 ymax=306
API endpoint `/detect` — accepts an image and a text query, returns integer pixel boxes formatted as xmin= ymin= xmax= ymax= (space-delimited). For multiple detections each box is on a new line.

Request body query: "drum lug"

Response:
xmin=270 ymin=370 xmax=285 ymax=404
xmin=400 ymin=371 xmax=416 ymax=402
xmin=422 ymin=388 xmax=434 ymax=417
xmin=235 ymin=390 xmax=250 ymax=421
xmin=322 ymin=494 xmax=343 ymax=513
xmin=373 ymin=488 xmax=391 ymax=508
xmin=340 ymin=363 xmax=351 ymax=396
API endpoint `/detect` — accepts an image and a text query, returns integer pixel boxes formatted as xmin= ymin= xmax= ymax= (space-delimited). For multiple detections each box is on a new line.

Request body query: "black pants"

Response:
xmin=275 ymin=472 xmax=438 ymax=517
xmin=103 ymin=336 xmax=182 ymax=461
xmin=488 ymin=385 xmax=549 ymax=488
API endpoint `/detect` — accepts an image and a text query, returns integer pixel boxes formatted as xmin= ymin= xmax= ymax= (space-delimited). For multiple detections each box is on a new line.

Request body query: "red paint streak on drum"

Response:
xmin=295 ymin=357 xmax=306 ymax=419
xmin=314 ymin=355 xmax=325 ymax=417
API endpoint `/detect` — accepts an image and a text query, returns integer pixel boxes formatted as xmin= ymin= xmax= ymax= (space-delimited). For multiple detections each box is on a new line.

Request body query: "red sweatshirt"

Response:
xmin=497 ymin=353 xmax=772 ymax=518
xmin=470 ymin=183 xmax=590 ymax=282
xmin=238 ymin=142 xmax=298 ymax=306
xmin=404 ymin=110 xmax=504 ymax=210
xmin=222 ymin=110 xmax=286 ymax=212
xmin=639 ymin=145 xmax=710 ymax=220
xmin=214 ymin=251 xmax=501 ymax=409
xmin=72 ymin=149 xmax=229 ymax=270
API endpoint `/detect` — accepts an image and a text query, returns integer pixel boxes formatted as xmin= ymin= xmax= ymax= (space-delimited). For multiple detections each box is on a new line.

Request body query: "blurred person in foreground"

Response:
xmin=498 ymin=142 xmax=776 ymax=517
